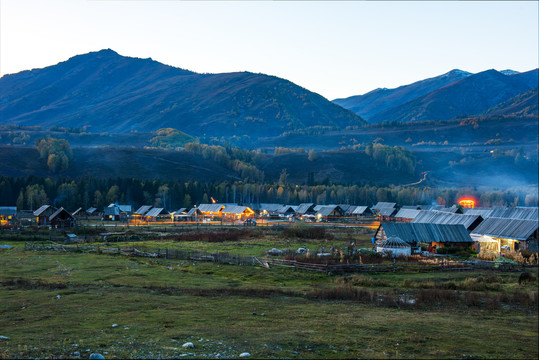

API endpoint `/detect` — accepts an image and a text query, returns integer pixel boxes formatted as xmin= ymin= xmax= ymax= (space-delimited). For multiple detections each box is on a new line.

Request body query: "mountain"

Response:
xmin=0 ymin=49 xmax=365 ymax=137
xmin=500 ymin=69 xmax=519 ymax=75
xmin=333 ymin=69 xmax=472 ymax=120
xmin=485 ymin=87 xmax=539 ymax=116
xmin=368 ymin=69 xmax=538 ymax=123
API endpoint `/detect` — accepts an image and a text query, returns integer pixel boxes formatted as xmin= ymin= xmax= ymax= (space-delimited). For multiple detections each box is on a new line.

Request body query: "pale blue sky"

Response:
xmin=1 ymin=0 xmax=537 ymax=99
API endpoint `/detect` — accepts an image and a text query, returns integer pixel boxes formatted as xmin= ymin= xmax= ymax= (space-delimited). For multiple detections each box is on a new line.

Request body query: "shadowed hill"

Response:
xmin=369 ymin=69 xmax=538 ymax=123
xmin=333 ymin=69 xmax=472 ymax=120
xmin=485 ymin=87 xmax=539 ymax=116
xmin=0 ymin=49 xmax=365 ymax=137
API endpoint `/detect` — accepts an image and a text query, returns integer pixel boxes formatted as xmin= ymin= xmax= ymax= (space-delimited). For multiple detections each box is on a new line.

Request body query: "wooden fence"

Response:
xmin=259 ymin=257 xmax=537 ymax=273
xmin=24 ymin=241 xmax=537 ymax=273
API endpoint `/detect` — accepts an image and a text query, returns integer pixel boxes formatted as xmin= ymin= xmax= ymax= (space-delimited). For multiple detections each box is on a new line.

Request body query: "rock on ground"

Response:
xmin=89 ymin=353 xmax=106 ymax=359
xmin=182 ymin=342 xmax=194 ymax=349
xmin=239 ymin=352 xmax=251 ymax=357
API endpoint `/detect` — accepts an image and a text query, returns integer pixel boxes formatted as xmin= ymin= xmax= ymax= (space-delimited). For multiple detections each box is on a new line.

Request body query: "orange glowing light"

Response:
xmin=458 ymin=198 xmax=476 ymax=208
xmin=211 ymin=197 xmax=217 ymax=204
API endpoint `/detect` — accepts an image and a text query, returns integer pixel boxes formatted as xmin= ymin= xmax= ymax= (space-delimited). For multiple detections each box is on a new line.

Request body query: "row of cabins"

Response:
xmin=375 ymin=206 xmax=538 ymax=254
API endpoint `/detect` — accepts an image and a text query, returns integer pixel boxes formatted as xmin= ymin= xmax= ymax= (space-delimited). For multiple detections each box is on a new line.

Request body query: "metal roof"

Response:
xmin=118 ymin=205 xmax=132 ymax=213
xmin=372 ymin=202 xmax=397 ymax=210
xmin=197 ymin=203 xmax=226 ymax=213
xmin=316 ymin=205 xmax=344 ymax=217
xmin=258 ymin=203 xmax=285 ymax=212
xmin=72 ymin=207 xmax=83 ymax=216
xmin=135 ymin=205 xmax=153 ymax=215
xmin=401 ymin=205 xmax=421 ymax=210
xmin=380 ymin=223 xmax=472 ymax=244
xmin=222 ymin=205 xmax=253 ymax=214
xmin=352 ymin=206 xmax=371 ymax=215
xmin=34 ymin=205 xmax=52 ymax=216
xmin=296 ymin=203 xmax=315 ymax=214
xmin=394 ymin=208 xmax=421 ymax=220
xmin=86 ymin=207 xmax=97 ymax=214
xmin=145 ymin=208 xmax=168 ymax=217
xmin=471 ymin=217 xmax=538 ymax=241
xmin=49 ymin=207 xmax=74 ymax=221
xmin=379 ymin=207 xmax=398 ymax=217
xmin=379 ymin=236 xmax=411 ymax=248
xmin=186 ymin=208 xmax=201 ymax=216
xmin=171 ymin=208 xmax=186 ymax=215
xmin=278 ymin=205 xmax=296 ymax=214
xmin=0 ymin=207 xmax=17 ymax=216
xmin=313 ymin=205 xmax=324 ymax=211
xmin=412 ymin=211 xmax=483 ymax=230
xmin=464 ymin=207 xmax=538 ymax=220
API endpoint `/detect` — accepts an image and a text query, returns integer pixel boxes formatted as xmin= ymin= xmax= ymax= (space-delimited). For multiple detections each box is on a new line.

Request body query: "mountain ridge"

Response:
xmin=0 ymin=49 xmax=365 ymax=137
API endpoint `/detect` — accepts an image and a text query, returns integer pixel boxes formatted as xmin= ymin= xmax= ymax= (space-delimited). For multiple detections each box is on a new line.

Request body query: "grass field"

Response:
xmin=0 ymin=228 xmax=538 ymax=359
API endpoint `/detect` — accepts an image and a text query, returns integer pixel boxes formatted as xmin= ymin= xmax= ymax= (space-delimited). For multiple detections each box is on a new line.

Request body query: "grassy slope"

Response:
xmin=0 ymin=242 xmax=537 ymax=359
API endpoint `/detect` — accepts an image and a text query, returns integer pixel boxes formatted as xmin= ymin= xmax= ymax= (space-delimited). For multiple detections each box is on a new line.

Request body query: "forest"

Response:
xmin=1 ymin=175 xmax=537 ymax=213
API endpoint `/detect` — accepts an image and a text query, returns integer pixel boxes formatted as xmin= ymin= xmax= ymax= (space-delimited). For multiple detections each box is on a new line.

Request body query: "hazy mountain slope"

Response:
xmin=333 ymin=69 xmax=472 ymax=119
xmin=369 ymin=69 xmax=538 ymax=123
xmin=0 ymin=49 xmax=364 ymax=137
xmin=485 ymin=87 xmax=539 ymax=116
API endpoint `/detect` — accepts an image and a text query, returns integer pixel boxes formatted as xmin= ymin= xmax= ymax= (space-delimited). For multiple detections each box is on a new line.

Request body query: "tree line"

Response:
xmin=0 ymin=175 xmax=536 ymax=213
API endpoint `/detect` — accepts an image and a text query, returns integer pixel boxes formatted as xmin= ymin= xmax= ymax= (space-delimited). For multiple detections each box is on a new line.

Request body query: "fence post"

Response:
xmin=441 ymin=258 xmax=444 ymax=271
xmin=166 ymin=248 xmax=169 ymax=259
xmin=393 ymin=258 xmax=396 ymax=272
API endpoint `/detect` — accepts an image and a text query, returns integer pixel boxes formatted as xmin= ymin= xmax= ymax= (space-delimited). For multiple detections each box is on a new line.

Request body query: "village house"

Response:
xmin=198 ymin=203 xmax=226 ymax=218
xmin=315 ymin=205 xmax=345 ymax=222
xmin=49 ymin=207 xmax=76 ymax=228
xmin=104 ymin=204 xmax=132 ymax=221
xmin=144 ymin=207 xmax=170 ymax=222
xmin=34 ymin=205 xmax=57 ymax=226
xmin=470 ymin=217 xmax=538 ymax=252
xmin=393 ymin=208 xmax=422 ymax=222
xmin=132 ymin=205 xmax=152 ymax=223
xmin=411 ymin=211 xmax=484 ymax=232
xmin=375 ymin=222 xmax=473 ymax=251
xmin=0 ymin=206 xmax=17 ymax=226
xmin=350 ymin=206 xmax=373 ymax=217
xmin=221 ymin=205 xmax=255 ymax=221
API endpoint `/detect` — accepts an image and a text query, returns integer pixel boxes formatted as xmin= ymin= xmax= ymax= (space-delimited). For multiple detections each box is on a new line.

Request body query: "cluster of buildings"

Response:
xmin=1 ymin=200 xmax=537 ymax=255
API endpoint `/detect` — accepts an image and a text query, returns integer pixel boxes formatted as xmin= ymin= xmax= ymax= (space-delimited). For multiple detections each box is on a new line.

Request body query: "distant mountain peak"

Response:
xmin=501 ymin=69 xmax=520 ymax=75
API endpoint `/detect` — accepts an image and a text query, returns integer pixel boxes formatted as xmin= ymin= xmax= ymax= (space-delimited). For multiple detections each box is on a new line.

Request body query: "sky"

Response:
xmin=1 ymin=0 xmax=538 ymax=100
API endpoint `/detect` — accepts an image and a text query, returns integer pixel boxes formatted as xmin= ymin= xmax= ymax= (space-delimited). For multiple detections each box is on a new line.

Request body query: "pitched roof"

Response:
xmin=296 ymin=203 xmax=315 ymax=214
xmin=278 ymin=205 xmax=296 ymax=214
xmin=379 ymin=207 xmax=398 ymax=217
xmin=379 ymin=236 xmax=411 ymax=248
xmin=135 ymin=205 xmax=153 ymax=215
xmin=86 ymin=207 xmax=97 ymax=214
xmin=186 ymin=208 xmax=201 ymax=216
xmin=394 ymin=208 xmax=421 ymax=220
xmin=316 ymin=205 xmax=344 ymax=217
xmin=197 ymin=203 xmax=226 ymax=213
xmin=372 ymin=202 xmax=397 ymax=210
xmin=49 ymin=207 xmax=74 ymax=221
xmin=171 ymin=208 xmax=186 ymax=215
xmin=379 ymin=223 xmax=472 ymax=244
xmin=412 ymin=211 xmax=483 ymax=230
xmin=145 ymin=208 xmax=168 ymax=217
xmin=34 ymin=205 xmax=52 ymax=216
xmin=471 ymin=218 xmax=538 ymax=241
xmin=352 ymin=206 xmax=371 ymax=215
xmin=259 ymin=203 xmax=285 ymax=212
xmin=223 ymin=205 xmax=253 ymax=214
xmin=72 ymin=207 xmax=83 ymax=216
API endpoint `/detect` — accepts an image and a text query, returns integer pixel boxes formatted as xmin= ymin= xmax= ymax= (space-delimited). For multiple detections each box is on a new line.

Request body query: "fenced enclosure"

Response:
xmin=23 ymin=240 xmax=537 ymax=274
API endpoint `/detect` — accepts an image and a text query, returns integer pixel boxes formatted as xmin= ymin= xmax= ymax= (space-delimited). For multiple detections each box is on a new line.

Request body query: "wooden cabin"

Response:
xmin=375 ymin=223 xmax=473 ymax=250
xmin=49 ymin=207 xmax=76 ymax=228
xmin=0 ymin=206 xmax=17 ymax=226
xmin=34 ymin=205 xmax=57 ymax=226
xmin=471 ymin=217 xmax=538 ymax=252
